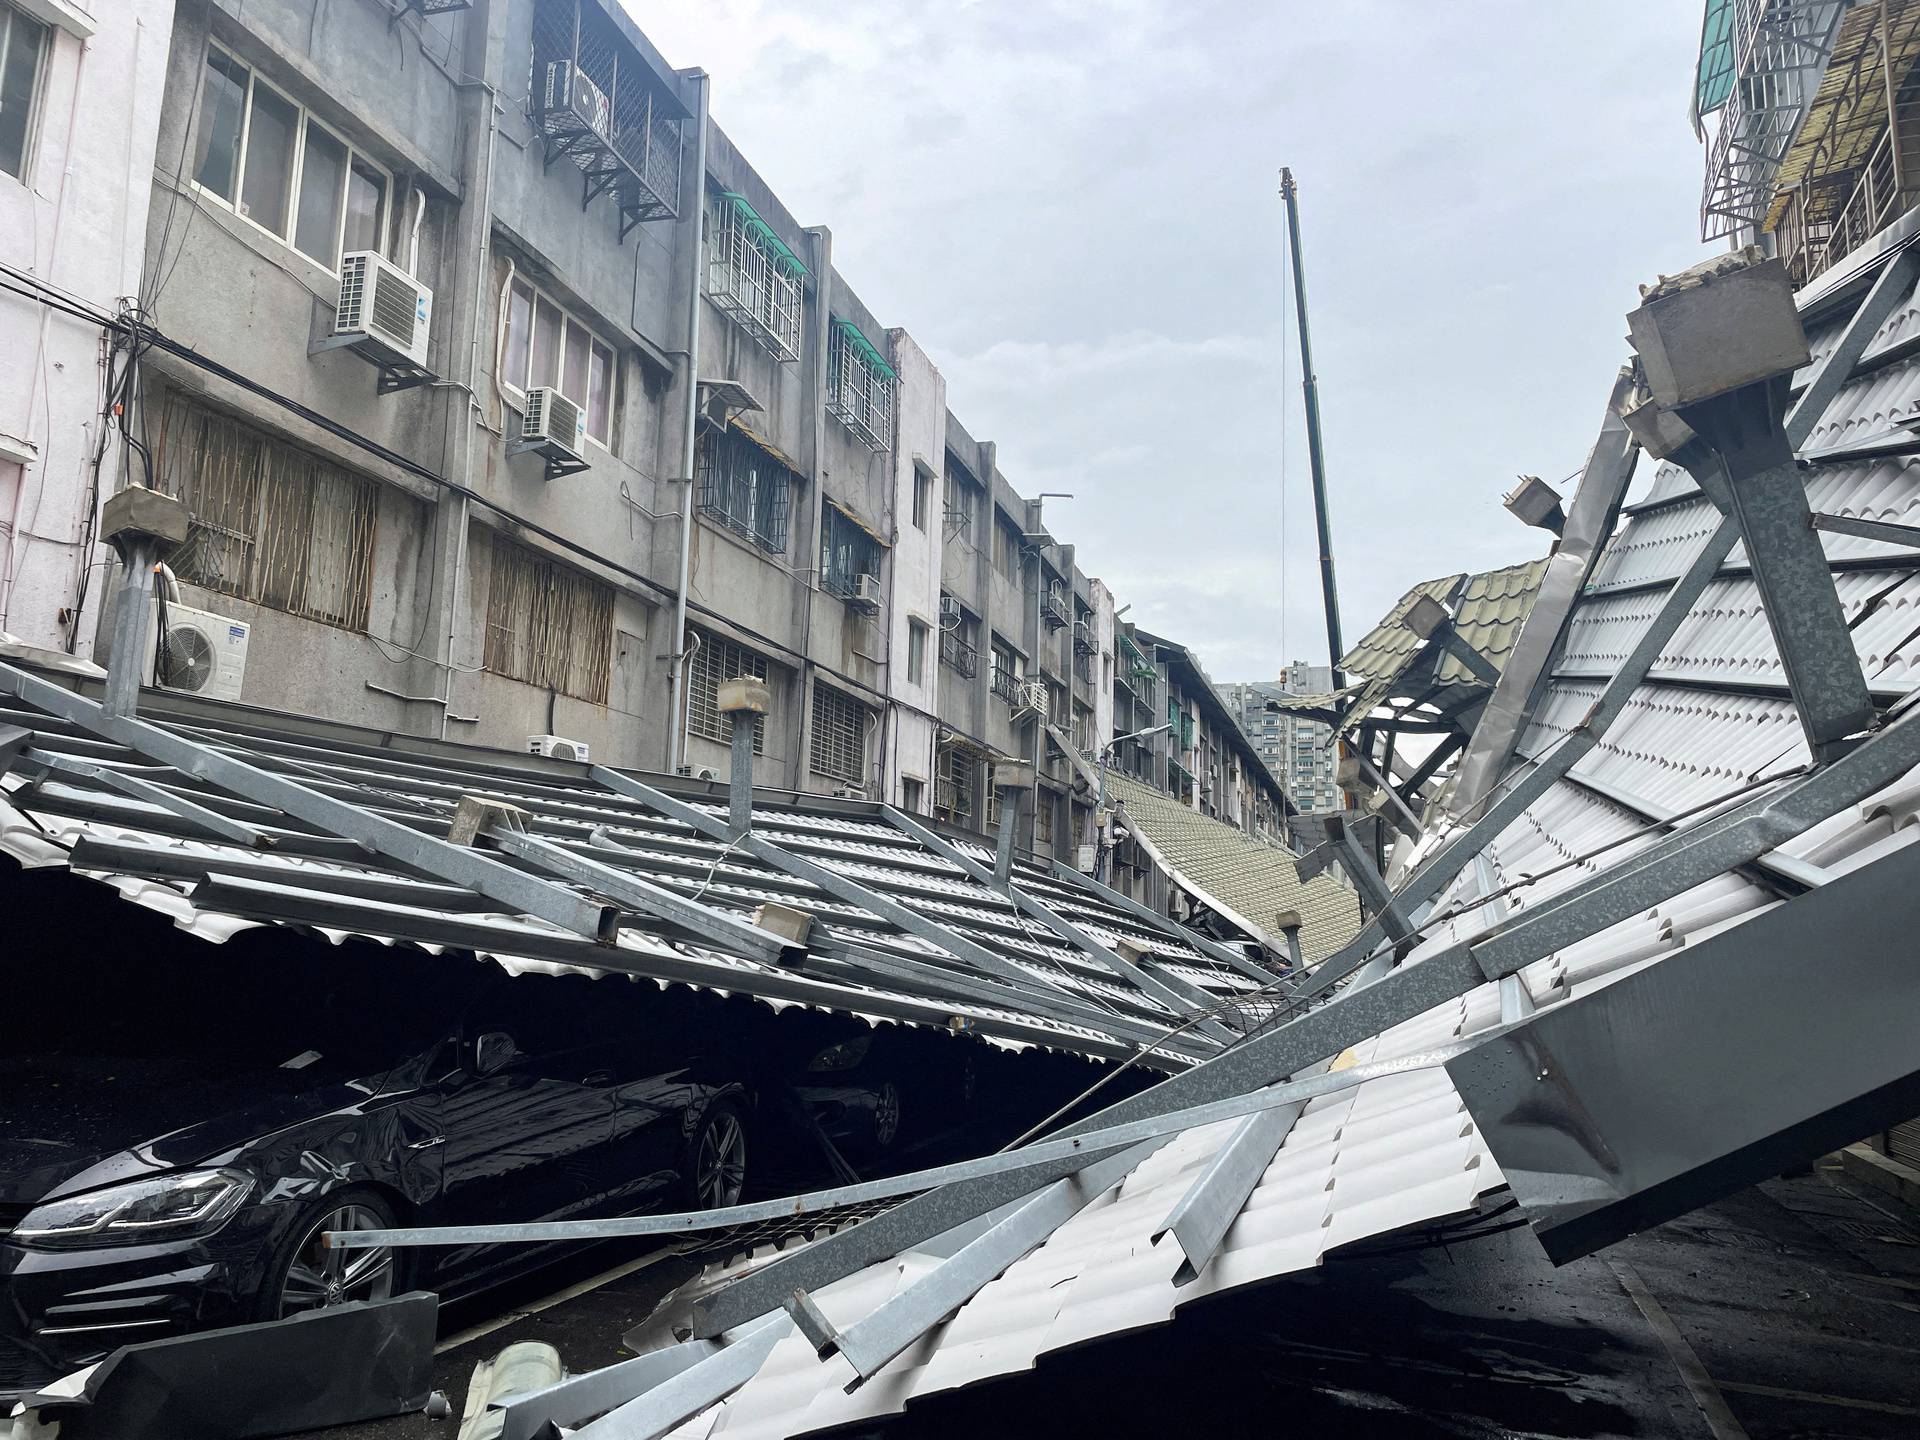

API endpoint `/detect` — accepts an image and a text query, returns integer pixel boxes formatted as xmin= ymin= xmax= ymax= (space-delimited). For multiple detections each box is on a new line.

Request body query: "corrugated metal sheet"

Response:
xmin=591 ymin=214 xmax=1920 ymax=1440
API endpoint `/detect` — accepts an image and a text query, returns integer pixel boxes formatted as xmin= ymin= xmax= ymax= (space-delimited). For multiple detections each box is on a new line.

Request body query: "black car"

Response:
xmin=0 ymin=945 xmax=756 ymax=1393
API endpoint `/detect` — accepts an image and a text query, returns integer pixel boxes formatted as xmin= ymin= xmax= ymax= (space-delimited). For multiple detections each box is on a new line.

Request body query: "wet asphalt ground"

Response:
xmin=299 ymin=1158 xmax=1920 ymax=1440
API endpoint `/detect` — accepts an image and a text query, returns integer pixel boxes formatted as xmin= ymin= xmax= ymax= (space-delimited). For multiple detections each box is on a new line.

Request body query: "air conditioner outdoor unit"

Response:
xmin=939 ymin=595 xmax=961 ymax=626
xmin=833 ymin=785 xmax=867 ymax=800
xmin=1015 ymin=679 xmax=1050 ymax=719
xmin=516 ymin=387 xmax=587 ymax=466
xmin=528 ymin=734 xmax=589 ymax=761
xmin=850 ymin=573 xmax=882 ymax=613
xmin=544 ymin=61 xmax=612 ymax=144
xmin=144 ymin=603 xmax=250 ymax=702
xmin=334 ymin=251 xmax=432 ymax=369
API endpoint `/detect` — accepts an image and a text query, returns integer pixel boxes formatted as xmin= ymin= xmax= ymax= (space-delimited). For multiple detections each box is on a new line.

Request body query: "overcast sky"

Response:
xmin=632 ymin=0 xmax=1712 ymax=681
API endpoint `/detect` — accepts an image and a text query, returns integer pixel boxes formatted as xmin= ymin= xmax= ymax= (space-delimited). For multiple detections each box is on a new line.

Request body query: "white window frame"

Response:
xmin=189 ymin=43 xmax=393 ymax=277
xmin=498 ymin=274 xmax=618 ymax=450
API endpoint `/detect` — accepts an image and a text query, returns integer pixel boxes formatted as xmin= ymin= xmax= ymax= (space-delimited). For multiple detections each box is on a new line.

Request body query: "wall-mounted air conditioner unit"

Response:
xmin=512 ymin=387 xmax=589 ymax=478
xmin=849 ymin=573 xmax=882 ymax=613
xmin=145 ymin=604 xmax=250 ymax=702
xmin=333 ymin=251 xmax=432 ymax=370
xmin=939 ymin=594 xmax=962 ymax=627
xmin=528 ymin=734 xmax=589 ymax=761
xmin=1015 ymin=679 xmax=1050 ymax=720
xmin=544 ymin=61 xmax=612 ymax=144
xmin=833 ymin=785 xmax=867 ymax=801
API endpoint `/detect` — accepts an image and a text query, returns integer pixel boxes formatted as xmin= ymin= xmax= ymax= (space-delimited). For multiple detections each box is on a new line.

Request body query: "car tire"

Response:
xmin=682 ymin=1097 xmax=749 ymax=1211
xmin=254 ymin=1185 xmax=405 ymax=1322
xmin=868 ymin=1080 xmax=901 ymax=1151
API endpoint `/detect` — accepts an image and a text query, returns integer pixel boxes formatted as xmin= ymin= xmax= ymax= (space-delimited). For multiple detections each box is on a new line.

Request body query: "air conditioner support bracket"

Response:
xmin=375 ymin=362 xmax=438 ymax=396
xmin=508 ymin=439 xmax=593 ymax=483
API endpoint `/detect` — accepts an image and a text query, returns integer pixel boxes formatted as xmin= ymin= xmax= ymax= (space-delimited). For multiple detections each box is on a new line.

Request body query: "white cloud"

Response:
xmin=627 ymin=0 xmax=1711 ymax=681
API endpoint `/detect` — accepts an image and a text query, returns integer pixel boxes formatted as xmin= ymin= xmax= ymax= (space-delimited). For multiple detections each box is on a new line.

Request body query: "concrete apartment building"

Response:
xmin=1219 ymin=663 xmax=1337 ymax=816
xmin=0 ymin=0 xmax=170 ymax=660
xmin=0 ymin=0 xmax=1223 ymax=878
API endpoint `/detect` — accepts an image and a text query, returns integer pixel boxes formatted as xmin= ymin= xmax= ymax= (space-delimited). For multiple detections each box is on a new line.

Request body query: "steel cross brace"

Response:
xmin=1783 ymin=241 xmax=1920 ymax=451
xmin=881 ymin=806 xmax=1241 ymax=1045
xmin=0 ymin=664 xmax=620 ymax=940
xmin=1809 ymin=511 xmax=1920 ymax=548
xmin=1048 ymin=858 xmax=1285 ymax=987
xmin=13 ymin=747 xmax=279 ymax=850
xmin=1287 ymin=511 xmax=1742 ymax=1005
xmin=583 ymin=765 xmax=1177 ymax=1052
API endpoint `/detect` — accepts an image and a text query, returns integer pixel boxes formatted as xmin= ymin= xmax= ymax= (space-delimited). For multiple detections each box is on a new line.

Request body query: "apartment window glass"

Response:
xmin=190 ymin=45 xmax=391 ymax=274
xmin=907 ymin=619 xmax=928 ymax=686
xmin=483 ymin=534 xmax=615 ymax=703
xmin=942 ymin=468 xmax=975 ymax=541
xmin=149 ymin=390 xmax=391 ymax=631
xmin=912 ymin=469 xmax=931 ymax=530
xmin=935 ymin=745 xmax=976 ymax=820
xmin=993 ymin=513 xmax=1023 ymax=580
xmin=901 ymin=777 xmax=924 ymax=813
xmin=293 ymin=122 xmax=347 ymax=265
xmin=499 ymin=278 xmax=617 ymax=447
xmin=991 ymin=639 xmax=1020 ymax=701
xmin=819 ymin=504 xmax=881 ymax=601
xmin=809 ymin=685 xmax=868 ymax=785
xmin=0 ymin=4 xmax=48 ymax=182
xmin=696 ymin=426 xmax=792 ymax=553
xmin=687 ymin=627 xmax=767 ymax=752
xmin=1035 ymin=792 xmax=1055 ymax=845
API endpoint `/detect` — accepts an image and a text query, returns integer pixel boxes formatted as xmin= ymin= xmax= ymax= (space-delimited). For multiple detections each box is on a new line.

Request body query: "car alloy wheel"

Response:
xmin=695 ymin=1107 xmax=748 ymax=1210
xmin=278 ymin=1202 xmax=396 ymax=1317
xmin=872 ymin=1081 xmax=901 ymax=1149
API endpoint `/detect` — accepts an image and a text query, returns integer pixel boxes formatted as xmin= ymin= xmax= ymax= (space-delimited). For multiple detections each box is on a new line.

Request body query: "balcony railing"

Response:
xmin=991 ymin=665 xmax=1020 ymax=703
xmin=940 ymin=631 xmax=977 ymax=678
xmin=1042 ymin=585 xmax=1070 ymax=631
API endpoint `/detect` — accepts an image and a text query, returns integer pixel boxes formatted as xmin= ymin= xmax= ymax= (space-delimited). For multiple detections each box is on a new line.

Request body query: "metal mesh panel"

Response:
xmin=149 ymin=391 xmax=384 ymax=630
xmin=688 ymin=627 xmax=767 ymax=752
xmin=482 ymin=532 xmax=615 ymax=703
xmin=809 ymin=684 xmax=868 ymax=785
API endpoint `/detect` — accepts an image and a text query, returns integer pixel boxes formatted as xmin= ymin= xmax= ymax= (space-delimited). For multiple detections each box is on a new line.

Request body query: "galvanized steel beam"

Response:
xmin=882 ymin=806 xmax=1239 ymax=1043
xmin=1048 ymin=858 xmax=1284 ymax=986
xmin=1156 ymin=1079 xmax=1312 ymax=1286
xmin=570 ymin=1316 xmax=790 ymax=1440
xmin=18 ymin=749 xmax=278 ymax=850
xmin=828 ymin=1140 xmax=1165 ymax=1386
xmin=1809 ymin=511 xmax=1920 ymax=548
xmin=694 ymin=668 xmax=1916 ymax=1337
xmin=584 ymin=765 xmax=1161 ymax=1050
xmin=1783 ymin=241 xmax=1920 ymax=451
xmin=0 ymin=663 xmax=620 ymax=941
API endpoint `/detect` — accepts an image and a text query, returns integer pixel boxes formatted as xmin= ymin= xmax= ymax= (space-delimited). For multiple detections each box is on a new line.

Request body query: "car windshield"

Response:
xmin=9 ymin=939 xmax=483 ymax=1078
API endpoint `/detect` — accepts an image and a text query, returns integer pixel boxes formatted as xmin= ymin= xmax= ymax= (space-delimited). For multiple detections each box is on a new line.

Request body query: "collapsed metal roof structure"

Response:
xmin=0 ymin=672 xmax=1283 ymax=1071
xmin=280 ymin=237 xmax=1920 ymax=1440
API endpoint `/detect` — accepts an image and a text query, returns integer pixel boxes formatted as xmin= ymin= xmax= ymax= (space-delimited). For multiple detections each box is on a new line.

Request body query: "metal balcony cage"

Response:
xmin=708 ymin=191 xmax=807 ymax=361
xmin=1042 ymin=581 xmax=1070 ymax=630
xmin=696 ymin=426 xmax=791 ymax=554
xmin=529 ymin=0 xmax=684 ymax=240
xmin=939 ymin=629 xmax=977 ymax=678
xmin=826 ymin=321 xmax=895 ymax=452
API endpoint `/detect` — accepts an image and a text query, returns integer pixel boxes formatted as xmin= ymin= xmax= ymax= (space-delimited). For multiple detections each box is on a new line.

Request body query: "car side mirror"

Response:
xmin=468 ymin=1030 xmax=519 ymax=1077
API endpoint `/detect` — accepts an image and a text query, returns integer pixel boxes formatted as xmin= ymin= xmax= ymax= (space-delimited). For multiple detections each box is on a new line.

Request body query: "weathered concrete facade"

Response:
xmin=8 ymin=0 xmax=1275 ymax=891
xmin=1 ymin=0 xmax=172 ymax=657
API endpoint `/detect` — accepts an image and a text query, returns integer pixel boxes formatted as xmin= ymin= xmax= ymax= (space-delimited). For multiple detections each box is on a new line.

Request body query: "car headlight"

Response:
xmin=13 ymin=1169 xmax=255 ymax=1249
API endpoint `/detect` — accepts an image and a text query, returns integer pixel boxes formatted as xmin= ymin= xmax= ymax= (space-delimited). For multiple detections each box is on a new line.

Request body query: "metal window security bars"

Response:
xmin=696 ymin=426 xmax=791 ymax=554
xmin=826 ymin=321 xmax=895 ymax=452
xmin=707 ymin=191 xmax=807 ymax=361
xmin=529 ymin=0 xmax=684 ymax=240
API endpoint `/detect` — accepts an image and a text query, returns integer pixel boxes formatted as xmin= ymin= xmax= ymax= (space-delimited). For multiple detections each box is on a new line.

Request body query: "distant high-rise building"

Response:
xmin=1218 ymin=664 xmax=1338 ymax=816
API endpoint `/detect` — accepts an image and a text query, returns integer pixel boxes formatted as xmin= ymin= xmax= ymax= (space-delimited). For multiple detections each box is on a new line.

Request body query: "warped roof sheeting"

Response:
xmin=0 ymin=689 xmax=1271 ymax=1068
xmin=572 ymin=233 xmax=1920 ymax=1440
xmin=1103 ymin=772 xmax=1360 ymax=963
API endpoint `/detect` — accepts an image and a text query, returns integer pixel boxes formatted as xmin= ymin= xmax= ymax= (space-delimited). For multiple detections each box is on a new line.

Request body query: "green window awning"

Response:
xmin=1693 ymin=0 xmax=1735 ymax=122
xmin=720 ymin=191 xmax=809 ymax=278
xmin=834 ymin=318 xmax=898 ymax=382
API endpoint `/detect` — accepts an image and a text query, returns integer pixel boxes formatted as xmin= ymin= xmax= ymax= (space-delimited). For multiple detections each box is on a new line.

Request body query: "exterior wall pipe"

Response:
xmin=102 ymin=542 xmax=157 ymax=717
xmin=665 ymin=69 xmax=711 ymax=776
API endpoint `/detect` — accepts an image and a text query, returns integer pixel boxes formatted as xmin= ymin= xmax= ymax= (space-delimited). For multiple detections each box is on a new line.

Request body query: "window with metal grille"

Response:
xmin=935 ymin=743 xmax=976 ymax=820
xmin=809 ymin=684 xmax=868 ymax=784
xmin=985 ymin=783 xmax=1002 ymax=830
xmin=819 ymin=504 xmax=880 ymax=601
xmin=826 ymin=320 xmax=894 ymax=452
xmin=1035 ymin=791 xmax=1055 ymax=844
xmin=482 ymin=532 xmax=615 ymax=703
xmin=705 ymin=190 xmax=805 ymax=360
xmin=149 ymin=390 xmax=389 ymax=630
xmin=942 ymin=465 xmax=976 ymax=544
xmin=687 ymin=627 xmax=767 ymax=753
xmin=990 ymin=640 xmax=1020 ymax=703
xmin=697 ymin=426 xmax=792 ymax=553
